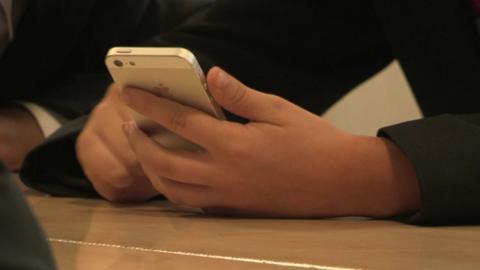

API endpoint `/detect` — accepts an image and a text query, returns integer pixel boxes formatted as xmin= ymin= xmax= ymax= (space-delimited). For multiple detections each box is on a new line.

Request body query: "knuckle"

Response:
xmin=268 ymin=94 xmax=288 ymax=111
xmin=228 ymin=83 xmax=248 ymax=106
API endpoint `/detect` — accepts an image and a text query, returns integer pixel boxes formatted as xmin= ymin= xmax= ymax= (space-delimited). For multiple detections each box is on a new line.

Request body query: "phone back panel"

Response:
xmin=105 ymin=47 xmax=224 ymax=119
xmin=105 ymin=47 xmax=224 ymax=150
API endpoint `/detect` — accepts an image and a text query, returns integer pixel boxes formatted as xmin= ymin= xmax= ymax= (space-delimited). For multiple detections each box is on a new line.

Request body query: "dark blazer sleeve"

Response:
xmin=17 ymin=0 xmax=217 ymax=197
xmin=0 ymin=0 xmax=212 ymax=118
xmin=21 ymin=0 xmax=395 ymax=196
xmin=20 ymin=116 xmax=99 ymax=198
xmin=379 ymin=114 xmax=480 ymax=225
xmin=371 ymin=0 xmax=480 ymax=224
xmin=0 ymin=0 xmax=107 ymax=117
xmin=146 ymin=0 xmax=394 ymax=114
xmin=371 ymin=0 xmax=480 ymax=117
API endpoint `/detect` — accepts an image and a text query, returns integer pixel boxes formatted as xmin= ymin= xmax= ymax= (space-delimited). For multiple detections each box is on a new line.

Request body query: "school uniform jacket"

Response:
xmin=20 ymin=0 xmax=480 ymax=225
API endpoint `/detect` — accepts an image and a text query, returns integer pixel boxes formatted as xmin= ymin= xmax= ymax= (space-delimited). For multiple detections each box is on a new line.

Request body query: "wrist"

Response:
xmin=344 ymin=135 xmax=420 ymax=218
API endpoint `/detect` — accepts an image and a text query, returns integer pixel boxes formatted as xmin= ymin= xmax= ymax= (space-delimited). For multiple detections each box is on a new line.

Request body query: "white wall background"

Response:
xmin=322 ymin=61 xmax=423 ymax=136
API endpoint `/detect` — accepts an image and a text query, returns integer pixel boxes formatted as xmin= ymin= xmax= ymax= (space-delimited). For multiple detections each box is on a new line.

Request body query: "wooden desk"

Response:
xmin=26 ymin=194 xmax=480 ymax=270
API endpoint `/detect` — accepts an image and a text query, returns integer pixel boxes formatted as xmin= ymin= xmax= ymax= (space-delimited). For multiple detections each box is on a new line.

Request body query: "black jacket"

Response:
xmin=19 ymin=0 xmax=480 ymax=225
xmin=0 ymin=0 xmax=213 ymax=118
xmin=0 ymin=163 xmax=56 ymax=270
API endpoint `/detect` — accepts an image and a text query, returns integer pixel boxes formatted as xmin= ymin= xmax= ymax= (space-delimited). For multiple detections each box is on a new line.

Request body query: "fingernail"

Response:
xmin=122 ymin=121 xmax=137 ymax=137
xmin=214 ymin=69 xmax=229 ymax=89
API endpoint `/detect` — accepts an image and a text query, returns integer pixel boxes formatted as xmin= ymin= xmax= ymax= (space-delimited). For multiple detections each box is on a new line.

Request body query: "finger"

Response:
xmin=77 ymin=100 xmax=158 ymax=201
xmin=145 ymin=175 xmax=217 ymax=209
xmin=76 ymin=131 xmax=158 ymax=202
xmin=121 ymin=87 xmax=235 ymax=149
xmin=124 ymin=122 xmax=217 ymax=208
xmin=105 ymin=84 xmax=134 ymax=121
xmin=123 ymin=121 xmax=213 ymax=186
xmin=87 ymin=101 xmax=136 ymax=174
xmin=207 ymin=67 xmax=287 ymax=124
xmin=77 ymin=131 xmax=134 ymax=188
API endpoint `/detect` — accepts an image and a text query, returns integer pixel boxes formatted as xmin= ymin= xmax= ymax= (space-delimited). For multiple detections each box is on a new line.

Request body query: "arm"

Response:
xmin=19 ymin=0 xmax=218 ymax=198
xmin=121 ymin=67 xmax=420 ymax=218
xmin=370 ymin=0 xmax=480 ymax=224
xmin=60 ymin=1 xmax=397 ymax=200
xmin=18 ymin=0 xmax=417 ymax=213
xmin=379 ymin=114 xmax=480 ymax=225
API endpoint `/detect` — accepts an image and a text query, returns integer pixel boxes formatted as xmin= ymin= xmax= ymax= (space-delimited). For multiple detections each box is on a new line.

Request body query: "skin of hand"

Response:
xmin=76 ymin=86 xmax=159 ymax=202
xmin=0 ymin=105 xmax=44 ymax=172
xmin=121 ymin=67 xmax=421 ymax=218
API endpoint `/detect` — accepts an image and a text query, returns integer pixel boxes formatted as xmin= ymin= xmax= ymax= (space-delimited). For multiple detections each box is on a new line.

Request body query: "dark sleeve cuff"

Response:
xmin=20 ymin=116 xmax=99 ymax=198
xmin=378 ymin=114 xmax=480 ymax=225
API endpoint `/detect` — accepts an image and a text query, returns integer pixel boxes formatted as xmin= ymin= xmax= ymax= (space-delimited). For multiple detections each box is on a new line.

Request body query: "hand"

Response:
xmin=122 ymin=67 xmax=421 ymax=218
xmin=0 ymin=105 xmax=44 ymax=172
xmin=76 ymin=86 xmax=158 ymax=202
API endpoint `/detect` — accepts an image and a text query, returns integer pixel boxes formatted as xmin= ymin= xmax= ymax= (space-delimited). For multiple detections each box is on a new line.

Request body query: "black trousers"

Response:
xmin=0 ymin=163 xmax=56 ymax=269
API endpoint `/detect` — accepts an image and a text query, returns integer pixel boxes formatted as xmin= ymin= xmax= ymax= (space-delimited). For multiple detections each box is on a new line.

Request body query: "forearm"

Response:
xmin=0 ymin=104 xmax=43 ymax=171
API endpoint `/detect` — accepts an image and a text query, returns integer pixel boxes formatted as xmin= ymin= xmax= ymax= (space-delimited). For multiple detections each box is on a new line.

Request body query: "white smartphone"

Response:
xmin=105 ymin=47 xmax=225 ymax=150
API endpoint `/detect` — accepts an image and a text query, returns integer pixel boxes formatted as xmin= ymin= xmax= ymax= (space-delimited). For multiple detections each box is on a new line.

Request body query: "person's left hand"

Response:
xmin=121 ymin=67 xmax=420 ymax=218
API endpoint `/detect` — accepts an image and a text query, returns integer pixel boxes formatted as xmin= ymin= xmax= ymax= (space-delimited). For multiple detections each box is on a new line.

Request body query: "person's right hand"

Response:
xmin=76 ymin=85 xmax=159 ymax=202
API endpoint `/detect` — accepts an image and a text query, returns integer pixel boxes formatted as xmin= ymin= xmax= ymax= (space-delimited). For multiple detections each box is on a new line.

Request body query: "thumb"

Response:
xmin=207 ymin=67 xmax=285 ymax=124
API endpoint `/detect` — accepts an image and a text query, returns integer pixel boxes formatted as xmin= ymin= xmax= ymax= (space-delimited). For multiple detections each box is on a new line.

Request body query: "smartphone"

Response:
xmin=105 ymin=47 xmax=225 ymax=150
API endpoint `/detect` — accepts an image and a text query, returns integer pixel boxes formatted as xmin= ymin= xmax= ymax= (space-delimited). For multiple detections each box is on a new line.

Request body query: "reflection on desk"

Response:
xmin=27 ymin=194 xmax=480 ymax=270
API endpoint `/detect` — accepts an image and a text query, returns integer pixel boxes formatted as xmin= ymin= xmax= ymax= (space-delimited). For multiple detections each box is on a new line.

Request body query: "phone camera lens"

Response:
xmin=114 ymin=60 xmax=123 ymax=67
